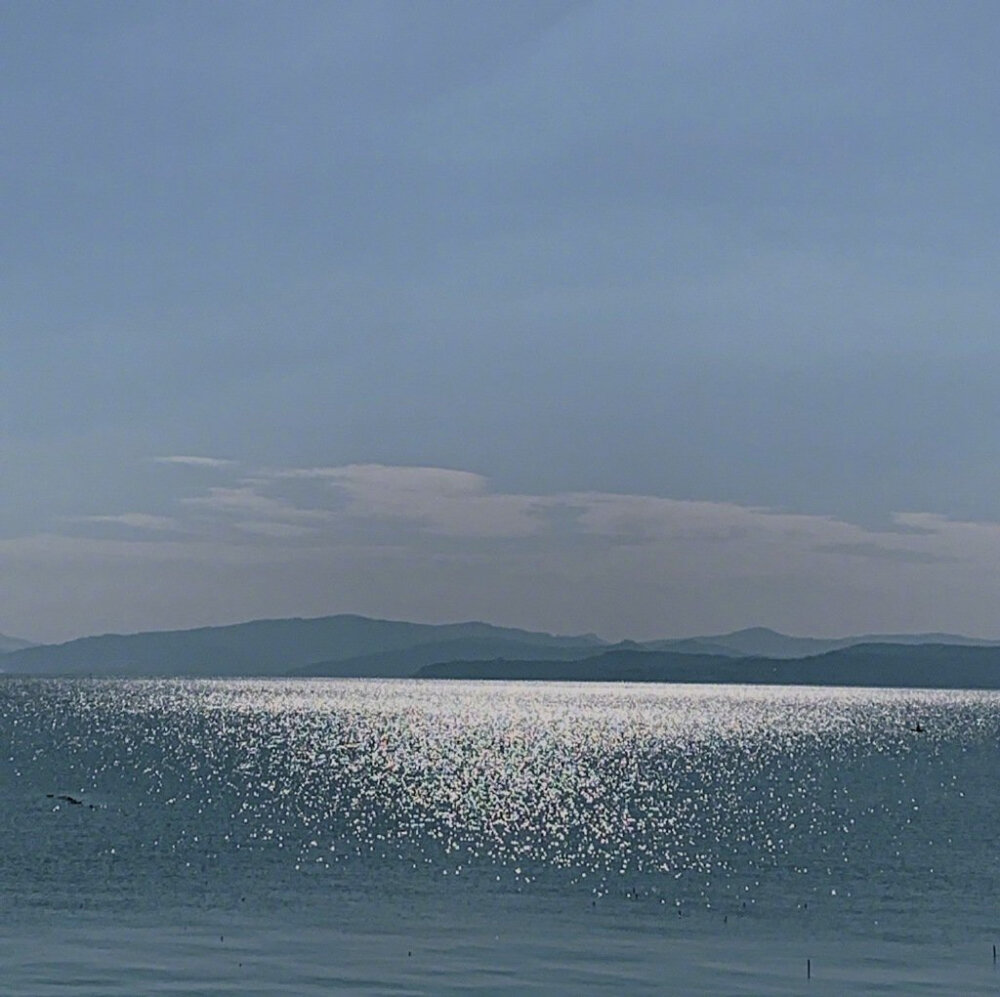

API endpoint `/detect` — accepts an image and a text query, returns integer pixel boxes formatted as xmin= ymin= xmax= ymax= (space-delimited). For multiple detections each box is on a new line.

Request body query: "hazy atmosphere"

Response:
xmin=5 ymin=1 xmax=999 ymax=643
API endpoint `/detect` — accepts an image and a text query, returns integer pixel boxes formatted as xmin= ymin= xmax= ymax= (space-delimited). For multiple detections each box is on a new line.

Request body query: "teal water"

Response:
xmin=2 ymin=679 xmax=1000 ymax=993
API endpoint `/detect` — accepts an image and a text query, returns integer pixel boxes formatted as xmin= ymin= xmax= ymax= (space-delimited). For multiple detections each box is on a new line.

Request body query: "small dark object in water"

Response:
xmin=911 ymin=723 xmax=924 ymax=733
xmin=47 ymin=793 xmax=83 ymax=806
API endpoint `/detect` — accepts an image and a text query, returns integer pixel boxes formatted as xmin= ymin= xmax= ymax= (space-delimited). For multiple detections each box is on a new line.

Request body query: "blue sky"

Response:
xmin=4 ymin=1 xmax=1000 ymax=642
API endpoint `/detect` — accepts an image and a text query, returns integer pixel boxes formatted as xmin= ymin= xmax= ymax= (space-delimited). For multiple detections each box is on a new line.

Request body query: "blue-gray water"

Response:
xmin=3 ymin=678 xmax=1000 ymax=993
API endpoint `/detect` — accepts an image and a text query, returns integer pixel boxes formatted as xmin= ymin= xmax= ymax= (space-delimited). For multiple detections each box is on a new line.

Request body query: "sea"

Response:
xmin=2 ymin=678 xmax=1000 ymax=994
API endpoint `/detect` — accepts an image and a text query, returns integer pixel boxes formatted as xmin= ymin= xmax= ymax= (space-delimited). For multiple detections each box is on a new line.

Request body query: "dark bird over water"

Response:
xmin=47 ymin=793 xmax=83 ymax=805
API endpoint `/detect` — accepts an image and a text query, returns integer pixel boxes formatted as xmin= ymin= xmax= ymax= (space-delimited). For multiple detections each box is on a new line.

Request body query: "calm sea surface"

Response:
xmin=2 ymin=678 xmax=1000 ymax=993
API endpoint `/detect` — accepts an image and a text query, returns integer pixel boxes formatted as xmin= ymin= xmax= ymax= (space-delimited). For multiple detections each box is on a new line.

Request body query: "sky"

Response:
xmin=4 ymin=0 xmax=1000 ymax=643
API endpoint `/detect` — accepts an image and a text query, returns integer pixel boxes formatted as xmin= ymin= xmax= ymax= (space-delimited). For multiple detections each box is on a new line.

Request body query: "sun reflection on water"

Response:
xmin=2 ymin=678 xmax=997 ymax=935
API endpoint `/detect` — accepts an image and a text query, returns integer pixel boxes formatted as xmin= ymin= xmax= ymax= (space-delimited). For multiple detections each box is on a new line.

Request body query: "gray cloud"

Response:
xmin=5 ymin=462 xmax=1000 ymax=643
xmin=153 ymin=456 xmax=237 ymax=469
xmin=813 ymin=542 xmax=956 ymax=565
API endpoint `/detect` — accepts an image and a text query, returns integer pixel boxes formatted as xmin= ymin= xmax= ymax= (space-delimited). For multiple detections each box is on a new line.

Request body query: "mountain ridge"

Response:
xmin=0 ymin=632 xmax=36 ymax=654
xmin=2 ymin=614 xmax=997 ymax=680
xmin=0 ymin=614 xmax=604 ymax=677
xmin=646 ymin=627 xmax=1000 ymax=659
xmin=418 ymin=642 xmax=1000 ymax=690
xmin=290 ymin=635 xmax=607 ymax=678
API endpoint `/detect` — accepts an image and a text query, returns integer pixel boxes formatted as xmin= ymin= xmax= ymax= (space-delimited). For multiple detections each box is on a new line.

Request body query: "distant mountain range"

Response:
xmin=2 ymin=616 xmax=1000 ymax=690
xmin=289 ymin=635 xmax=603 ymax=678
xmin=0 ymin=633 xmax=36 ymax=654
xmin=0 ymin=615 xmax=601 ymax=677
xmin=419 ymin=643 xmax=1000 ymax=690
xmin=645 ymin=626 xmax=1000 ymax=659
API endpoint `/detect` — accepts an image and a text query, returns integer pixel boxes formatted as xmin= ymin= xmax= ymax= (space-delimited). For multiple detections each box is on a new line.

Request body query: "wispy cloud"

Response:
xmin=52 ymin=462 xmax=1000 ymax=565
xmin=291 ymin=464 xmax=542 ymax=538
xmin=154 ymin=456 xmax=237 ymax=468
xmin=179 ymin=484 xmax=334 ymax=531
xmin=231 ymin=520 xmax=317 ymax=539
xmin=8 ymin=461 xmax=1000 ymax=642
xmin=72 ymin=513 xmax=180 ymax=532
xmin=813 ymin=541 xmax=956 ymax=565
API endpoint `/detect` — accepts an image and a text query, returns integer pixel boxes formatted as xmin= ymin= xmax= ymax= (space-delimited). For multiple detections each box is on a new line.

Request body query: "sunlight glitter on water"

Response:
xmin=2 ymin=679 xmax=998 ymax=942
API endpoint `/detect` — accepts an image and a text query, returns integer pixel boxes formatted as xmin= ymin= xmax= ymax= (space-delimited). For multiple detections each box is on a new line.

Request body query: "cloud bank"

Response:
xmin=3 ymin=461 xmax=1000 ymax=644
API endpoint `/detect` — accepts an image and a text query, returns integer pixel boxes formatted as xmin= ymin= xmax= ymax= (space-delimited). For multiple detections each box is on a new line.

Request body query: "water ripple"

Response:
xmin=2 ymin=679 xmax=997 ymax=938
